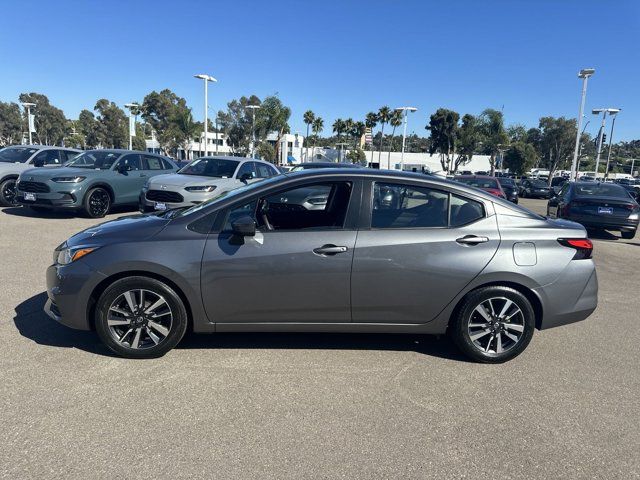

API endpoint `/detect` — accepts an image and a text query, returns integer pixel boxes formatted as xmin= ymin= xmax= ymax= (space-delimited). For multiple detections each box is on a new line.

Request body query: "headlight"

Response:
xmin=54 ymin=245 xmax=99 ymax=265
xmin=51 ymin=176 xmax=86 ymax=183
xmin=185 ymin=185 xmax=216 ymax=192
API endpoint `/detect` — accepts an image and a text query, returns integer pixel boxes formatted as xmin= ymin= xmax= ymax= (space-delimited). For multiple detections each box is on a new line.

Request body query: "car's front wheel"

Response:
xmin=449 ymin=286 xmax=535 ymax=363
xmin=95 ymin=276 xmax=188 ymax=358
xmin=0 ymin=178 xmax=18 ymax=207
xmin=83 ymin=187 xmax=111 ymax=218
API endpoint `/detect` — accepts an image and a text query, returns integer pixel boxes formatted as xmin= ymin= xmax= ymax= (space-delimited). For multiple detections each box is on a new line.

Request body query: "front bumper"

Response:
xmin=45 ymin=260 xmax=107 ymax=330
xmin=535 ymin=259 xmax=598 ymax=330
xmin=139 ymin=191 xmax=199 ymax=212
xmin=16 ymin=185 xmax=84 ymax=209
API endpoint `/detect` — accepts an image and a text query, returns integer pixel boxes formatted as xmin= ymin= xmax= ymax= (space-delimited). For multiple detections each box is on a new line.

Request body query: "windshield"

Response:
xmin=66 ymin=151 xmax=121 ymax=169
xmin=176 ymin=174 xmax=285 ymax=218
xmin=0 ymin=147 xmax=38 ymax=163
xmin=455 ymin=177 xmax=499 ymax=189
xmin=179 ymin=158 xmax=239 ymax=177
xmin=530 ymin=180 xmax=548 ymax=188
xmin=497 ymin=178 xmax=515 ymax=186
xmin=575 ymin=183 xmax=630 ymax=198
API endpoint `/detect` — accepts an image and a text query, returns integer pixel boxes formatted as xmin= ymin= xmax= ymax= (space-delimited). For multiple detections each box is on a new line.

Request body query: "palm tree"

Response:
xmin=386 ymin=110 xmax=403 ymax=168
xmin=172 ymin=109 xmax=199 ymax=159
xmin=351 ymin=121 xmax=366 ymax=150
xmin=377 ymin=106 xmax=391 ymax=167
xmin=332 ymin=118 xmax=345 ymax=140
xmin=311 ymin=117 xmax=324 ymax=150
xmin=365 ymin=111 xmax=378 ymax=163
xmin=303 ymin=110 xmax=315 ymax=161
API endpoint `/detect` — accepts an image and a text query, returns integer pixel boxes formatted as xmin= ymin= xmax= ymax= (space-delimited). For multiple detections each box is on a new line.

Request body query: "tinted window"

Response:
xmin=254 ymin=162 xmax=275 ymax=179
xmin=450 ymin=194 xmax=484 ymax=227
xmin=497 ymin=177 xmax=515 ymax=187
xmin=372 ymin=183 xmax=448 ymax=228
xmin=575 ymin=184 xmax=630 ymax=198
xmin=115 ymin=154 xmax=141 ymax=171
xmin=455 ymin=177 xmax=499 ymax=189
xmin=143 ymin=155 xmax=165 ymax=170
xmin=0 ymin=147 xmax=38 ymax=163
xmin=236 ymin=162 xmax=256 ymax=179
xmin=529 ymin=180 xmax=547 ymax=188
xmin=34 ymin=149 xmax=62 ymax=165
xmin=180 ymin=158 xmax=239 ymax=177
xmin=63 ymin=150 xmax=80 ymax=162
xmin=67 ymin=151 xmax=121 ymax=169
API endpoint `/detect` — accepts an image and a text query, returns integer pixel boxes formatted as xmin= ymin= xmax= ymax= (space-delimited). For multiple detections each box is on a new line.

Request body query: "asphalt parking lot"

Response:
xmin=0 ymin=199 xmax=639 ymax=479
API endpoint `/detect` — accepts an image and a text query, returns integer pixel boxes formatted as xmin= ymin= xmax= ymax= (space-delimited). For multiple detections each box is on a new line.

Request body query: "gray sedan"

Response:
xmin=44 ymin=169 xmax=598 ymax=362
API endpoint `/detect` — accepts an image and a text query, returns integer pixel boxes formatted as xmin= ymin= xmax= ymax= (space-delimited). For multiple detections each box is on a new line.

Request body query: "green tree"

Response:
xmin=538 ymin=116 xmax=577 ymax=181
xmin=332 ymin=118 xmax=346 ymax=141
xmin=256 ymin=142 xmax=276 ymax=162
xmin=94 ymin=99 xmax=128 ymax=149
xmin=346 ymin=147 xmax=367 ymax=165
xmin=0 ymin=102 xmax=23 ymax=146
xmin=311 ymin=116 xmax=324 ymax=150
xmin=365 ymin=111 xmax=378 ymax=156
xmin=454 ymin=114 xmax=480 ymax=172
xmin=170 ymin=108 xmax=200 ymax=158
xmin=255 ymin=95 xmax=290 ymax=163
xmin=216 ymin=95 xmax=261 ymax=155
xmin=77 ymin=109 xmax=102 ymax=148
xmin=503 ymin=142 xmax=538 ymax=175
xmin=377 ymin=106 xmax=391 ymax=166
xmin=303 ymin=110 xmax=315 ymax=161
xmin=141 ymin=89 xmax=190 ymax=154
xmin=426 ymin=108 xmax=460 ymax=173
xmin=18 ymin=92 xmax=67 ymax=145
xmin=478 ymin=108 xmax=509 ymax=175
xmin=350 ymin=121 xmax=365 ymax=149
xmin=507 ymin=123 xmax=527 ymax=143
xmin=386 ymin=110 xmax=403 ymax=165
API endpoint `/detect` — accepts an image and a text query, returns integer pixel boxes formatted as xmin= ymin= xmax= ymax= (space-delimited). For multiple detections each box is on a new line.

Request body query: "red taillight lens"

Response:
xmin=487 ymin=188 xmax=504 ymax=197
xmin=558 ymin=238 xmax=593 ymax=259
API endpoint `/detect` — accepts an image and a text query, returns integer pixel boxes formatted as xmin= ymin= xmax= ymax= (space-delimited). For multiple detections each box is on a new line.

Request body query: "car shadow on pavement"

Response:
xmin=13 ymin=292 xmax=114 ymax=356
xmin=14 ymin=292 xmax=468 ymax=361
xmin=1 ymin=205 xmax=137 ymax=219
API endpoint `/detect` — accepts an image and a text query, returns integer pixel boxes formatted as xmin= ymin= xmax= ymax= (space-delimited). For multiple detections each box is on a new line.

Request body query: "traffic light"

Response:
xmin=601 ymin=133 xmax=607 ymax=145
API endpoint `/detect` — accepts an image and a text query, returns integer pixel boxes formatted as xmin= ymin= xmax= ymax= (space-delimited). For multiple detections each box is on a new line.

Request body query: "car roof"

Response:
xmin=455 ymin=174 xmax=497 ymax=180
xmin=298 ymin=162 xmax=363 ymax=168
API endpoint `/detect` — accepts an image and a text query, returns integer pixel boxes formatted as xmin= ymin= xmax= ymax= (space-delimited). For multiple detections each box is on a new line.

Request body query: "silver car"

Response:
xmin=139 ymin=156 xmax=280 ymax=212
xmin=45 ymin=169 xmax=597 ymax=362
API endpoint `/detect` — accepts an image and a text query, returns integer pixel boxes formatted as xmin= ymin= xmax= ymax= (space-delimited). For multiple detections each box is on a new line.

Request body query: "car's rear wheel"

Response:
xmin=0 ymin=178 xmax=18 ymax=207
xmin=84 ymin=187 xmax=111 ymax=218
xmin=450 ymin=286 xmax=535 ymax=363
xmin=95 ymin=276 xmax=188 ymax=359
xmin=621 ymin=229 xmax=636 ymax=240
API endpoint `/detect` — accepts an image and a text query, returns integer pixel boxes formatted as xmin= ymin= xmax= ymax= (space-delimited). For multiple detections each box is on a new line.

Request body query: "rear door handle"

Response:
xmin=313 ymin=244 xmax=348 ymax=256
xmin=456 ymin=235 xmax=489 ymax=245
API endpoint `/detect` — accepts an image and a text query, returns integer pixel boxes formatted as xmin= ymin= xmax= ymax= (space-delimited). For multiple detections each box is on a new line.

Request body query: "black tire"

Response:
xmin=83 ymin=187 xmax=111 ymax=218
xmin=95 ymin=276 xmax=188 ymax=359
xmin=621 ymin=230 xmax=636 ymax=240
xmin=0 ymin=178 xmax=18 ymax=207
xmin=449 ymin=286 xmax=535 ymax=363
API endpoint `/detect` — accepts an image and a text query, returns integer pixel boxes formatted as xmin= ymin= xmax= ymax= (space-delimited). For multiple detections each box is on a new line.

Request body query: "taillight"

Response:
xmin=487 ymin=188 xmax=504 ymax=198
xmin=558 ymin=238 xmax=593 ymax=259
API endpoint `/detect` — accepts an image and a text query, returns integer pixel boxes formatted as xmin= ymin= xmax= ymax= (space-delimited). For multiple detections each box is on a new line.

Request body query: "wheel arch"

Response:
xmin=87 ymin=270 xmax=194 ymax=332
xmin=0 ymin=174 xmax=19 ymax=183
xmin=84 ymin=182 xmax=116 ymax=203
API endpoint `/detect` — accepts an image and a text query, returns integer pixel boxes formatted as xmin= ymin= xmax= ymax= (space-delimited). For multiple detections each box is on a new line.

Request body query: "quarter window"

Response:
xmin=449 ymin=194 xmax=484 ymax=227
xmin=143 ymin=155 xmax=165 ymax=170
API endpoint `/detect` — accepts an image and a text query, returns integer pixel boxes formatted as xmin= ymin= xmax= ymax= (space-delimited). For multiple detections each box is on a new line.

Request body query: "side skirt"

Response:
xmin=194 ymin=322 xmax=448 ymax=335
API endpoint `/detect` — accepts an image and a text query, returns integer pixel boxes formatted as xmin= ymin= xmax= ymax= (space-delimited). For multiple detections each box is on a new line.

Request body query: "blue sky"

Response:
xmin=1 ymin=0 xmax=639 ymax=140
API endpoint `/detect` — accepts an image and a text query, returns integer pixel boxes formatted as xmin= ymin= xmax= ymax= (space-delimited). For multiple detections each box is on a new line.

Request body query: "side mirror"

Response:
xmin=118 ymin=163 xmax=131 ymax=174
xmin=32 ymin=158 xmax=44 ymax=167
xmin=231 ymin=216 xmax=256 ymax=237
xmin=239 ymin=172 xmax=253 ymax=183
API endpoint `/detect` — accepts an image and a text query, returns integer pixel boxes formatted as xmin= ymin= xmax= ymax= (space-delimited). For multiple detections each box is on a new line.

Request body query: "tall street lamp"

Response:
xmin=194 ymin=74 xmax=217 ymax=157
xmin=592 ymin=108 xmax=620 ymax=179
xmin=124 ymin=103 xmax=140 ymax=150
xmin=245 ymin=105 xmax=260 ymax=158
xmin=21 ymin=102 xmax=36 ymax=144
xmin=604 ymin=110 xmax=621 ymax=179
xmin=395 ymin=106 xmax=417 ymax=171
xmin=570 ymin=68 xmax=595 ymax=181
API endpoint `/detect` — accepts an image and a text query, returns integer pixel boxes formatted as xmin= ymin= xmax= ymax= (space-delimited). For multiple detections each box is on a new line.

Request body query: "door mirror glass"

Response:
xmin=231 ymin=215 xmax=256 ymax=236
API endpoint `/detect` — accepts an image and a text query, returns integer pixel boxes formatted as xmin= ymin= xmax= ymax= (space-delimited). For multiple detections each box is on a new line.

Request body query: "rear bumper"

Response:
xmin=566 ymin=214 xmax=638 ymax=231
xmin=535 ymin=260 xmax=598 ymax=330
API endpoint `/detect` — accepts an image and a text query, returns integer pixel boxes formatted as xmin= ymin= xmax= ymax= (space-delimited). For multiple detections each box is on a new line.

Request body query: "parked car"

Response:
xmin=519 ymin=178 xmax=552 ymax=199
xmin=140 ymin=156 xmax=281 ymax=212
xmin=16 ymin=150 xmax=177 ymax=217
xmin=547 ymin=181 xmax=639 ymax=239
xmin=45 ymin=169 xmax=597 ymax=363
xmin=452 ymin=175 xmax=506 ymax=199
xmin=0 ymin=145 xmax=81 ymax=207
xmin=290 ymin=162 xmax=364 ymax=171
xmin=550 ymin=177 xmax=568 ymax=195
xmin=496 ymin=177 xmax=519 ymax=203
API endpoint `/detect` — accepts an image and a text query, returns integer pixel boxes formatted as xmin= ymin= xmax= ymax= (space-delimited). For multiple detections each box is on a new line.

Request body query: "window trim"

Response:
xmin=365 ymin=179 xmax=487 ymax=230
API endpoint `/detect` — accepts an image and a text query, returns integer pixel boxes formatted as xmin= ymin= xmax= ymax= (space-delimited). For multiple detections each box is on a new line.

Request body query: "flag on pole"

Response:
xmin=28 ymin=114 xmax=36 ymax=133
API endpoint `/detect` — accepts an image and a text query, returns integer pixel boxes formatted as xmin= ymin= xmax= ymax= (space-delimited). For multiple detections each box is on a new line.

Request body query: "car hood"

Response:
xmin=147 ymin=173 xmax=234 ymax=188
xmin=21 ymin=166 xmax=108 ymax=180
xmin=65 ymin=214 xmax=171 ymax=248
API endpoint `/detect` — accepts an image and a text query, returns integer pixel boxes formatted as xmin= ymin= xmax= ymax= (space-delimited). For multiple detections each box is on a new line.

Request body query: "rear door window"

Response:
xmin=143 ymin=155 xmax=166 ymax=170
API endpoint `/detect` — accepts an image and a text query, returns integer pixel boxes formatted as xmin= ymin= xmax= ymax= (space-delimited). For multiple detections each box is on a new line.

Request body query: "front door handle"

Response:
xmin=313 ymin=244 xmax=348 ymax=256
xmin=456 ymin=235 xmax=489 ymax=245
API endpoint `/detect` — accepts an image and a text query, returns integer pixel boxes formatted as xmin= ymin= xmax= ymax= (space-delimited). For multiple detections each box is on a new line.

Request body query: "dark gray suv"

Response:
xmin=45 ymin=169 xmax=598 ymax=362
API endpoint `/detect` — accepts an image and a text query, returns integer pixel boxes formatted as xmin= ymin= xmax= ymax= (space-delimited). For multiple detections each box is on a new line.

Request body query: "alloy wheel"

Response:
xmin=89 ymin=189 xmax=110 ymax=217
xmin=107 ymin=289 xmax=173 ymax=349
xmin=467 ymin=297 xmax=525 ymax=354
xmin=1 ymin=180 xmax=17 ymax=205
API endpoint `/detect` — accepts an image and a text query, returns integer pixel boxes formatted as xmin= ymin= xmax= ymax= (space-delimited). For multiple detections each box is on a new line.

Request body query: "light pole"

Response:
xmin=124 ymin=103 xmax=139 ymax=150
xmin=245 ymin=105 xmax=260 ymax=158
xmin=604 ymin=110 xmax=620 ymax=179
xmin=592 ymin=108 xmax=620 ymax=179
xmin=194 ymin=74 xmax=217 ymax=157
xmin=395 ymin=106 xmax=417 ymax=171
xmin=21 ymin=102 xmax=36 ymax=144
xmin=570 ymin=68 xmax=595 ymax=181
